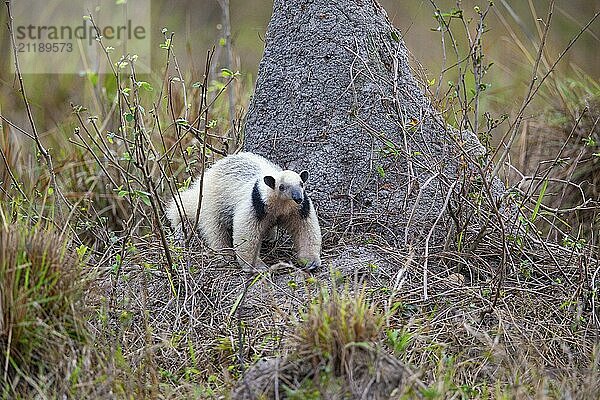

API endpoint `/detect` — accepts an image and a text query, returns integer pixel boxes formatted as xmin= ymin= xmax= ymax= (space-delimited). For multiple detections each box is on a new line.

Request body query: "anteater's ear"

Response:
xmin=264 ymin=176 xmax=276 ymax=189
xmin=300 ymin=170 xmax=309 ymax=183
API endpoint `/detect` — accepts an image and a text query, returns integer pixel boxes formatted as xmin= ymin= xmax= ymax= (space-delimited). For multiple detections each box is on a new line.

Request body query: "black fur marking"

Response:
xmin=226 ymin=226 xmax=234 ymax=245
xmin=299 ymin=193 xmax=311 ymax=219
xmin=264 ymin=176 xmax=276 ymax=189
xmin=252 ymin=180 xmax=267 ymax=221
xmin=300 ymin=170 xmax=309 ymax=183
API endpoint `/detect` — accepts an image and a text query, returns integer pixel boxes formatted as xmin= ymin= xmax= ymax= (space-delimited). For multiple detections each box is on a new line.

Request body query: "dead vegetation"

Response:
xmin=0 ymin=0 xmax=599 ymax=399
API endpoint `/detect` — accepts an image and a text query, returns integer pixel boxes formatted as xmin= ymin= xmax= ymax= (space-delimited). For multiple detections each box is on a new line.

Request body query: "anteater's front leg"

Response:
xmin=232 ymin=213 xmax=268 ymax=271
xmin=285 ymin=202 xmax=322 ymax=271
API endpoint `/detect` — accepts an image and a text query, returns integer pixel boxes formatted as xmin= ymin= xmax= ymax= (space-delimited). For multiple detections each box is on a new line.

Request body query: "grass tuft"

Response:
xmin=0 ymin=221 xmax=87 ymax=396
xmin=294 ymin=283 xmax=383 ymax=376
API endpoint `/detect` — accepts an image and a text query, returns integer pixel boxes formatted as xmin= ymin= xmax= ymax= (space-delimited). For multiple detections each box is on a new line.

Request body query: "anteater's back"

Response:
xmin=166 ymin=152 xmax=280 ymax=228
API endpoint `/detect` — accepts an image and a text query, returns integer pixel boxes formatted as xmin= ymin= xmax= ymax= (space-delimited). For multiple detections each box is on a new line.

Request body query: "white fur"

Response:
xmin=166 ymin=152 xmax=322 ymax=271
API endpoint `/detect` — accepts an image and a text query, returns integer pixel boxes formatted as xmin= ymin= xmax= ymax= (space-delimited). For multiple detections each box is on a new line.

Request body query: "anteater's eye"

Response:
xmin=279 ymin=184 xmax=285 ymax=191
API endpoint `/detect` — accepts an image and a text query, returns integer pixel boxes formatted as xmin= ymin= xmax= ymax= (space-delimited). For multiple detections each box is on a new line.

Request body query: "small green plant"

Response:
xmin=386 ymin=328 xmax=412 ymax=355
xmin=294 ymin=282 xmax=383 ymax=376
xmin=283 ymin=380 xmax=321 ymax=400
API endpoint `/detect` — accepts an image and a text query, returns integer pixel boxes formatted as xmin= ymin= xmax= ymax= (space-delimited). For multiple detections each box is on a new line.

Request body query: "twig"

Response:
xmin=423 ymin=180 xmax=458 ymax=300
xmin=0 ymin=143 xmax=28 ymax=201
xmin=218 ymin=0 xmax=238 ymax=148
xmin=5 ymin=1 xmax=66 ymax=212
xmin=188 ymin=49 xmax=215 ymax=245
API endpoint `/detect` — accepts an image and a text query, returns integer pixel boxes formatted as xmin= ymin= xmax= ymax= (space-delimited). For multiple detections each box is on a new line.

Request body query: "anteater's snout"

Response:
xmin=292 ymin=190 xmax=303 ymax=204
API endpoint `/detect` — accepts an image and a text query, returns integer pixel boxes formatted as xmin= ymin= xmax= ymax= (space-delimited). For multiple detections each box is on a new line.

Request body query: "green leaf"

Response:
xmin=159 ymin=38 xmax=171 ymax=49
xmin=221 ymin=68 xmax=234 ymax=78
xmin=124 ymin=113 xmax=134 ymax=122
xmin=583 ymin=136 xmax=596 ymax=146
xmin=137 ymin=81 xmax=154 ymax=92
xmin=229 ymin=274 xmax=262 ymax=318
xmin=287 ymin=280 xmax=298 ymax=289
xmin=531 ymin=178 xmax=548 ymax=223
xmin=180 ymin=177 xmax=192 ymax=191
xmin=136 ymin=190 xmax=151 ymax=206
xmin=76 ymin=244 xmax=88 ymax=260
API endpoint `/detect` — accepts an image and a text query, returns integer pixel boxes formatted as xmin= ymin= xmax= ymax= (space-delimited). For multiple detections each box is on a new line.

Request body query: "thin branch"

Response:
xmin=5 ymin=1 xmax=66 ymax=212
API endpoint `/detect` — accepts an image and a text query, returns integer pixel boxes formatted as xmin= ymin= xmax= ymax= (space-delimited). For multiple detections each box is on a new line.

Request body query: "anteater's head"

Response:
xmin=264 ymin=170 xmax=309 ymax=205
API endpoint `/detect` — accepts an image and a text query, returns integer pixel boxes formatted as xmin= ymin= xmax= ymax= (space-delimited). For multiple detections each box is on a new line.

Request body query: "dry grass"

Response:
xmin=515 ymin=96 xmax=600 ymax=244
xmin=90 ymin=222 xmax=598 ymax=398
xmin=0 ymin=1 xmax=599 ymax=399
xmin=0 ymin=220 xmax=89 ymax=397
xmin=294 ymin=284 xmax=383 ymax=375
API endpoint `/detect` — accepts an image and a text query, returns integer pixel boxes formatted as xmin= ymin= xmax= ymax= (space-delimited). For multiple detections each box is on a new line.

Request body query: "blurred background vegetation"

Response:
xmin=1 ymin=0 xmax=598 ymax=140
